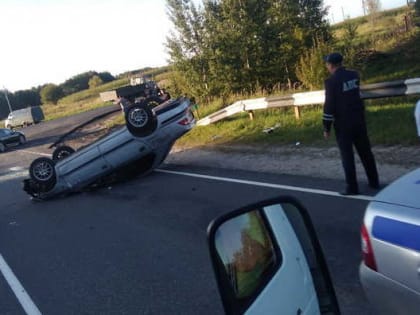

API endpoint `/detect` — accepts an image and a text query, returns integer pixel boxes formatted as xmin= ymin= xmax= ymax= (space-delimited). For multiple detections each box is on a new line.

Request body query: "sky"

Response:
xmin=0 ymin=0 xmax=409 ymax=92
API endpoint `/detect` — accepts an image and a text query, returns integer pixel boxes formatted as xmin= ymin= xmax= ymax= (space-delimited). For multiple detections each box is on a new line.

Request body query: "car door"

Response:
xmin=97 ymin=128 xmax=150 ymax=168
xmin=208 ymin=197 xmax=339 ymax=315
xmin=0 ymin=129 xmax=6 ymax=144
xmin=8 ymin=130 xmax=20 ymax=144
xmin=3 ymin=129 xmax=18 ymax=145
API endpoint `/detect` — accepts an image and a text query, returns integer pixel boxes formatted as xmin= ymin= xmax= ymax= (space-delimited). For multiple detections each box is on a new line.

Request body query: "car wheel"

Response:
xmin=29 ymin=157 xmax=57 ymax=192
xmin=125 ymin=101 xmax=157 ymax=137
xmin=19 ymin=135 xmax=26 ymax=144
xmin=0 ymin=142 xmax=5 ymax=153
xmin=52 ymin=145 xmax=75 ymax=161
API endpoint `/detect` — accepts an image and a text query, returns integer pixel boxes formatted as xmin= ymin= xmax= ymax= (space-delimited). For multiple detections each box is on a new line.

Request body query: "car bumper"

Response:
xmin=359 ymin=263 xmax=420 ymax=315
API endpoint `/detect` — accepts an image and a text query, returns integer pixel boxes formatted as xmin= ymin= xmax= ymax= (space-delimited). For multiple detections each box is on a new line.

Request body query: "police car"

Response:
xmin=360 ymin=168 xmax=420 ymax=314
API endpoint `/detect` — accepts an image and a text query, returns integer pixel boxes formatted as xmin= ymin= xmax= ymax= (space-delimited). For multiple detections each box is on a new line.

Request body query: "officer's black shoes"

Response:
xmin=339 ymin=189 xmax=359 ymax=196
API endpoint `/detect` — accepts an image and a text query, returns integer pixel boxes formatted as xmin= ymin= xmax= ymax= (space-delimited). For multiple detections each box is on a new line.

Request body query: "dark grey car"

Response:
xmin=0 ymin=128 xmax=26 ymax=152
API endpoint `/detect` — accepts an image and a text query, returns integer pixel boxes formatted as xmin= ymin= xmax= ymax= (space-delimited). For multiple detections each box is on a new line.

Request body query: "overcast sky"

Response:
xmin=0 ymin=0 xmax=408 ymax=92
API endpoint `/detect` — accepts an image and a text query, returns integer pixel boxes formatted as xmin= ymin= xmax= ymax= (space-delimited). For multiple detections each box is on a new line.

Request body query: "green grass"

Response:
xmin=177 ymin=98 xmax=418 ymax=147
xmin=39 ymin=77 xmax=129 ymax=121
xmin=332 ymin=6 xmax=420 ymax=83
xmin=58 ymin=77 xmax=129 ymax=105
xmin=42 ymin=100 xmax=114 ymax=121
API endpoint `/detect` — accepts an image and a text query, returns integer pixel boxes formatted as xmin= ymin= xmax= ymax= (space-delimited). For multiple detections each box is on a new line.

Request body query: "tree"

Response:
xmin=98 ymin=72 xmax=115 ymax=83
xmin=166 ymin=0 xmax=331 ymax=100
xmin=60 ymin=71 xmax=97 ymax=95
xmin=40 ymin=84 xmax=63 ymax=104
xmin=365 ymin=0 xmax=381 ymax=23
xmin=166 ymin=0 xmax=211 ymax=99
xmin=365 ymin=0 xmax=381 ymax=14
xmin=88 ymin=75 xmax=104 ymax=89
xmin=11 ymin=89 xmax=41 ymax=108
xmin=295 ymin=38 xmax=331 ymax=90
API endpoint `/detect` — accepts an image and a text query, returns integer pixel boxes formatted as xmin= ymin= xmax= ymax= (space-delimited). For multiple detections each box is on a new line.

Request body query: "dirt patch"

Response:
xmin=168 ymin=144 xmax=419 ymax=184
xmin=56 ymin=116 xmax=418 ymax=185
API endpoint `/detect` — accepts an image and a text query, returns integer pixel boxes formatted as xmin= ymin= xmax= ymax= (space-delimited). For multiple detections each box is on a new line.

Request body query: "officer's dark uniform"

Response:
xmin=323 ymin=62 xmax=379 ymax=194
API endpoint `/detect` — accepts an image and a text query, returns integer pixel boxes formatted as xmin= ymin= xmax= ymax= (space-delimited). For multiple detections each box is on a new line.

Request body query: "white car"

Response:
xmin=360 ymin=168 xmax=420 ymax=314
xmin=207 ymin=197 xmax=340 ymax=314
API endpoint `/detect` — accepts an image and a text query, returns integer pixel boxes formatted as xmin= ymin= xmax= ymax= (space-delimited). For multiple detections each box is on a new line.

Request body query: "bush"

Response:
xmin=295 ymin=39 xmax=332 ymax=90
xmin=88 ymin=75 xmax=104 ymax=89
xmin=40 ymin=84 xmax=63 ymax=105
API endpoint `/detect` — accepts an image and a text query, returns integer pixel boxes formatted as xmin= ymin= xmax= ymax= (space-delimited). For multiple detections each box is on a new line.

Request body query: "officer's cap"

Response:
xmin=323 ymin=52 xmax=343 ymax=64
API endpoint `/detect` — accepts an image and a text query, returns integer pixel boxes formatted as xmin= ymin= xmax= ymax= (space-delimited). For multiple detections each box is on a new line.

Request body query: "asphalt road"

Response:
xmin=0 ymin=112 xmax=375 ymax=315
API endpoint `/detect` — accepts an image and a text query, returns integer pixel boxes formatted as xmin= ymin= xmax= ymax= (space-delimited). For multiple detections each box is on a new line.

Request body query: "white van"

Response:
xmin=5 ymin=106 xmax=44 ymax=129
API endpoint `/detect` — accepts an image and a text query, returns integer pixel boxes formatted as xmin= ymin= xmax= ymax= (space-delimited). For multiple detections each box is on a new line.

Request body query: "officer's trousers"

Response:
xmin=336 ymin=127 xmax=379 ymax=192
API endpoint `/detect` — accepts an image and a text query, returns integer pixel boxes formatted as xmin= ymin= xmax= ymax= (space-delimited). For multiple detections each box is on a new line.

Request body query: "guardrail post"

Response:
xmin=294 ymin=106 xmax=301 ymax=120
xmin=248 ymin=110 xmax=255 ymax=120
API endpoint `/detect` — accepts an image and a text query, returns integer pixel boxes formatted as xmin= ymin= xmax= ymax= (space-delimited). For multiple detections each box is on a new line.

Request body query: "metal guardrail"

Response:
xmin=197 ymin=78 xmax=420 ymax=126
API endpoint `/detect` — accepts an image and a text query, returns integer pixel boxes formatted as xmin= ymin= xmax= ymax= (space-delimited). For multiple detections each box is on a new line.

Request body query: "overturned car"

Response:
xmin=23 ymin=97 xmax=195 ymax=200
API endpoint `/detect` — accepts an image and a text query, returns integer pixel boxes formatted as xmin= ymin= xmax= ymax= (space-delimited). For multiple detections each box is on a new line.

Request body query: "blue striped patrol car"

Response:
xmin=360 ymin=168 xmax=420 ymax=314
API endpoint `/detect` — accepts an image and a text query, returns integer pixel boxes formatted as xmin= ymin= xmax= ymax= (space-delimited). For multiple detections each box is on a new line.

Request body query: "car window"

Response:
xmin=214 ymin=210 xmax=278 ymax=299
xmin=0 ymin=130 xmax=6 ymax=136
xmin=3 ymin=129 xmax=11 ymax=135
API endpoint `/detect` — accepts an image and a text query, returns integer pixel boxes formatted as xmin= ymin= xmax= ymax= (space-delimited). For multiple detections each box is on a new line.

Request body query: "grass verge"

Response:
xmin=176 ymin=97 xmax=418 ymax=148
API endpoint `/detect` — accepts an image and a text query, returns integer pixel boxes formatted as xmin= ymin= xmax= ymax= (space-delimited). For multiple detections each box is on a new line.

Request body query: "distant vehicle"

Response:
xmin=0 ymin=128 xmax=26 ymax=153
xmin=360 ymin=168 xmax=420 ymax=314
xmin=23 ymin=97 xmax=195 ymax=200
xmin=5 ymin=106 xmax=44 ymax=129
xmin=100 ymin=80 xmax=170 ymax=106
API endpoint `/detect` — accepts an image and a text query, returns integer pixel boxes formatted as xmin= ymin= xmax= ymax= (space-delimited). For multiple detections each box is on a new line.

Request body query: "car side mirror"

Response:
xmin=207 ymin=197 xmax=340 ymax=315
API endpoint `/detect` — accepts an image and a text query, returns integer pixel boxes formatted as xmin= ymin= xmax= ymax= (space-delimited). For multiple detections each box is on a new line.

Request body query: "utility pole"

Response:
xmin=362 ymin=0 xmax=367 ymax=15
xmin=341 ymin=6 xmax=346 ymax=21
xmin=2 ymin=86 xmax=13 ymax=113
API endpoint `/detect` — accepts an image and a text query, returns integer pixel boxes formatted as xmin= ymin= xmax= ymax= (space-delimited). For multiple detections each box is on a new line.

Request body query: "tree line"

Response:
xmin=0 ymin=71 xmax=115 ymax=119
xmin=166 ymin=0 xmax=331 ymax=101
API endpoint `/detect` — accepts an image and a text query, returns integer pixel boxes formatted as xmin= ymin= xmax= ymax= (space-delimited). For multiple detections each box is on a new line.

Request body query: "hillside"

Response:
xmin=332 ymin=6 xmax=420 ymax=83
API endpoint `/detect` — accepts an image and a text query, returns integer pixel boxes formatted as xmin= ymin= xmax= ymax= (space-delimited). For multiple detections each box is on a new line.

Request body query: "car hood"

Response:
xmin=373 ymin=168 xmax=420 ymax=209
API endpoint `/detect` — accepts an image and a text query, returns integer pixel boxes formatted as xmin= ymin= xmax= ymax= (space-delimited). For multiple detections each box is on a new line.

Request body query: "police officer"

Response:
xmin=322 ymin=52 xmax=379 ymax=195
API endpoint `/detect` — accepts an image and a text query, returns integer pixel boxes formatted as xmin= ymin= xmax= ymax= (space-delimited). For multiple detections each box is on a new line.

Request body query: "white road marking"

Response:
xmin=21 ymin=150 xmax=50 ymax=157
xmin=14 ymin=149 xmax=374 ymax=201
xmin=0 ymin=170 xmax=28 ymax=182
xmin=9 ymin=166 xmax=25 ymax=172
xmin=0 ymin=254 xmax=42 ymax=315
xmin=156 ymin=169 xmax=374 ymax=201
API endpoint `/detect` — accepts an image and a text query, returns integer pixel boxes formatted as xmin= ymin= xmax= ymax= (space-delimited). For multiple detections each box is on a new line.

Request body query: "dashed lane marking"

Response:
xmin=21 ymin=150 xmax=50 ymax=157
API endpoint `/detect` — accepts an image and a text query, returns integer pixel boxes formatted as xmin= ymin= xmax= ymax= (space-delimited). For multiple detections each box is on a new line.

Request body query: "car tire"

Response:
xmin=0 ymin=142 xmax=5 ymax=153
xmin=29 ymin=157 xmax=57 ymax=192
xmin=125 ymin=101 xmax=157 ymax=137
xmin=19 ymin=135 xmax=26 ymax=144
xmin=52 ymin=145 xmax=75 ymax=161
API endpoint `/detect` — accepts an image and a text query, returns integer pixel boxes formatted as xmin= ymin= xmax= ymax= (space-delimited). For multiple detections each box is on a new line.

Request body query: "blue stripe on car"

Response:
xmin=372 ymin=216 xmax=420 ymax=252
